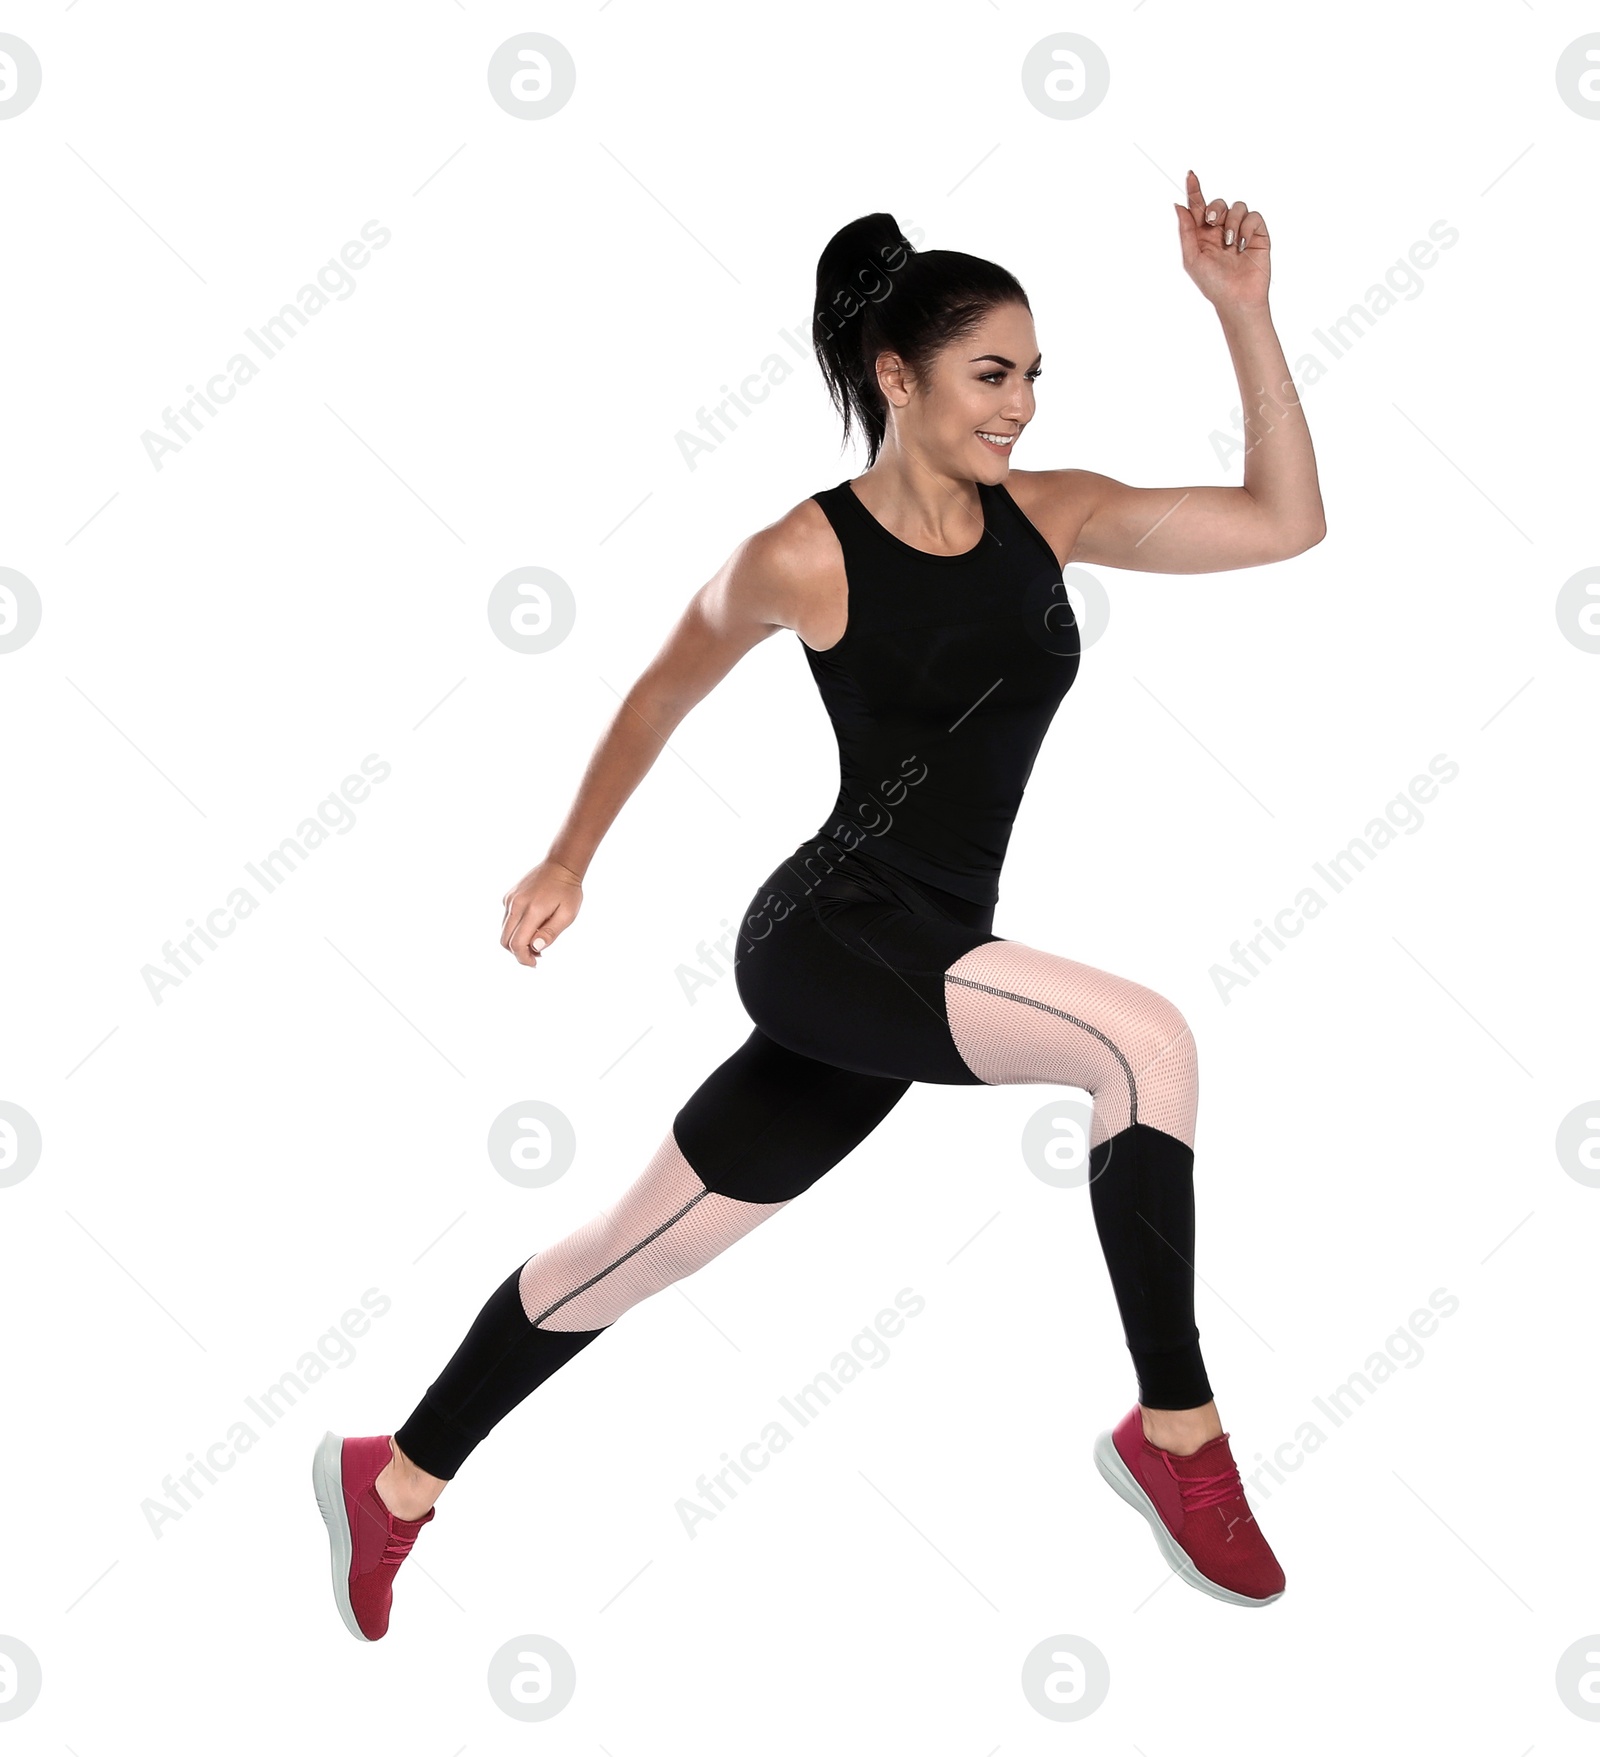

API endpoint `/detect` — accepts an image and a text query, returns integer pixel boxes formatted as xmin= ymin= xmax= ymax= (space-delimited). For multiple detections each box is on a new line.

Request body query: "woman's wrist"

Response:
xmin=545 ymin=852 xmax=587 ymax=883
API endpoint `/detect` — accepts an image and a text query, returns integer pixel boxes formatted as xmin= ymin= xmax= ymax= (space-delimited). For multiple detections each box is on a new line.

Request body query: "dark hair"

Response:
xmin=812 ymin=211 xmax=1030 ymax=467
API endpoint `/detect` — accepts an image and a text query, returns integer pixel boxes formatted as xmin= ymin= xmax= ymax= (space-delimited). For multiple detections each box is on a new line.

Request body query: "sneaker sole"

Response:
xmin=1092 ymin=1427 xmax=1284 ymax=1608
xmin=311 ymin=1430 xmax=373 ymax=1642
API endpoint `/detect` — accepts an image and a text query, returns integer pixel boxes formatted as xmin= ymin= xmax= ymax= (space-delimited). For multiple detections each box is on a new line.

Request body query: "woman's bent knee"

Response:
xmin=942 ymin=940 xmax=1199 ymax=1146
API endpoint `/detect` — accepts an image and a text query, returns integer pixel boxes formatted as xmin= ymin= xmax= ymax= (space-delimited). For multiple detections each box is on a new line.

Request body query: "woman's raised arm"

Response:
xmin=1015 ymin=170 xmax=1326 ymax=575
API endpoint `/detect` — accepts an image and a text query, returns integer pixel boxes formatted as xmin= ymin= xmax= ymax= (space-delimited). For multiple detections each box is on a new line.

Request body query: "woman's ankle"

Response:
xmin=1140 ymin=1399 xmax=1223 ymax=1456
xmin=374 ymin=1436 xmax=447 ymax=1519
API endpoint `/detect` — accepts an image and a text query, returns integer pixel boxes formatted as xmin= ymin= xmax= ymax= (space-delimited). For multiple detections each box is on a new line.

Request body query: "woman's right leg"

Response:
xmin=384 ymin=1026 xmax=913 ymax=1506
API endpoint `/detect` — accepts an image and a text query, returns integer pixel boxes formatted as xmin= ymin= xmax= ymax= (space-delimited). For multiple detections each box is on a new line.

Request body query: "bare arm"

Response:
xmin=500 ymin=521 xmax=803 ymax=967
xmin=1047 ymin=304 xmax=1324 ymax=572
xmin=1021 ymin=171 xmax=1326 ymax=574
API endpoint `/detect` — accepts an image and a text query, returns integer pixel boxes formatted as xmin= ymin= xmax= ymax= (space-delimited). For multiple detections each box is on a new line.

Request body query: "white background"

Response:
xmin=2 ymin=1 xmax=1597 ymax=1749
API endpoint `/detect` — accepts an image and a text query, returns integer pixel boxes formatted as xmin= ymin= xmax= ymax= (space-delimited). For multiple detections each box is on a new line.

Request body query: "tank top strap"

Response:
xmin=983 ymin=477 xmax=1065 ymax=572
xmin=811 ymin=478 xmax=907 ymax=554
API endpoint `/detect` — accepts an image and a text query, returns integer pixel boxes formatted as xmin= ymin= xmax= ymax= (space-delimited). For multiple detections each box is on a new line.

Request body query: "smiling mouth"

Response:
xmin=977 ymin=430 xmax=1018 ymax=450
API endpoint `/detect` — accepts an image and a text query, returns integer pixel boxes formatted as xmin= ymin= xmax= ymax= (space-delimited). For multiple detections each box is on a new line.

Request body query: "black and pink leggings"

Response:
xmin=394 ymin=838 xmax=1213 ymax=1481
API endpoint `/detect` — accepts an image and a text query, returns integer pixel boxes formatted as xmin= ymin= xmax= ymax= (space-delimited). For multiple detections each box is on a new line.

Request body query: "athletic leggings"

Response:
xmin=393 ymin=837 xmax=1212 ymax=1481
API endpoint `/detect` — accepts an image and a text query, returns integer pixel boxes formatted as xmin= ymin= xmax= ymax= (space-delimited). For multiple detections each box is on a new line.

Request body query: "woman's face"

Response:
xmin=879 ymin=301 xmax=1041 ymax=478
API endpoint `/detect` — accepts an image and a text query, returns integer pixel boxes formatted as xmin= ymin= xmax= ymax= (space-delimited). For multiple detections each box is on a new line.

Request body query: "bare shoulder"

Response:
xmin=637 ymin=494 xmax=845 ymax=713
xmin=709 ymin=491 xmax=845 ymax=652
xmin=1000 ymin=468 xmax=1104 ymax=568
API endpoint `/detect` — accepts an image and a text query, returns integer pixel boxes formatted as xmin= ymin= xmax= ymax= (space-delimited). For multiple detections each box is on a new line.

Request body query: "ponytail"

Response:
xmin=812 ymin=212 xmax=1030 ymax=466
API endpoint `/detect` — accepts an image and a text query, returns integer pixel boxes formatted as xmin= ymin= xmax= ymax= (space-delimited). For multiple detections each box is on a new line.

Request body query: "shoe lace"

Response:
xmin=379 ymin=1524 xmax=422 ymax=1567
xmin=1166 ymin=1454 xmax=1246 ymax=1513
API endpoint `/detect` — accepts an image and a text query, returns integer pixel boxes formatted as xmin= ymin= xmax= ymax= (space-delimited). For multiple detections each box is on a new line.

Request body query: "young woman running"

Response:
xmin=315 ymin=174 xmax=1325 ymax=1637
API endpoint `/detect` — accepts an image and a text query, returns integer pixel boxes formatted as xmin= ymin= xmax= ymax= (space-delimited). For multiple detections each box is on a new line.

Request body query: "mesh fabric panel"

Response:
xmin=943 ymin=940 xmax=1198 ymax=1147
xmin=519 ymin=1129 xmax=789 ymax=1331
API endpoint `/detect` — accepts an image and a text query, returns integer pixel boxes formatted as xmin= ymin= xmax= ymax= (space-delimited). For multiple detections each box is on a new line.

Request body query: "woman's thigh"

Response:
xmin=731 ymin=845 xmax=1197 ymax=1146
xmin=672 ymin=1025 xmax=913 ymax=1204
xmin=733 ymin=847 xmax=1001 ymax=1085
xmin=942 ymin=939 xmax=1199 ymax=1149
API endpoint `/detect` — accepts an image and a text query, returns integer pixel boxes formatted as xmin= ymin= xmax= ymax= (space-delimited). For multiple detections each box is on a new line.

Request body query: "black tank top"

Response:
xmin=802 ymin=476 xmax=1081 ymax=907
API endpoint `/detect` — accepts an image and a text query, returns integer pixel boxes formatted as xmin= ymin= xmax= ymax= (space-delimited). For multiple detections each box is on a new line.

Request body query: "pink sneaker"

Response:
xmin=1093 ymin=1406 xmax=1285 ymax=1606
xmin=312 ymin=1432 xmax=435 ymax=1641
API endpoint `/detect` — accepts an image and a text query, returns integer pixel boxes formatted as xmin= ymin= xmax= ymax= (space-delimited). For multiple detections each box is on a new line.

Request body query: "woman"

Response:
xmin=314 ymin=173 xmax=1324 ymax=1638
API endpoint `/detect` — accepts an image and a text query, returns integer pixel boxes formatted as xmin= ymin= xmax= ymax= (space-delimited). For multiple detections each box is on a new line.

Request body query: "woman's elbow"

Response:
xmin=1281 ymin=517 xmax=1326 ymax=558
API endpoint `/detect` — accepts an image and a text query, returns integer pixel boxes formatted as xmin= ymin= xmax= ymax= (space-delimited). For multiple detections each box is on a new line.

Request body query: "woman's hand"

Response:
xmin=501 ymin=858 xmax=584 ymax=969
xmin=1173 ymin=169 xmax=1271 ymax=312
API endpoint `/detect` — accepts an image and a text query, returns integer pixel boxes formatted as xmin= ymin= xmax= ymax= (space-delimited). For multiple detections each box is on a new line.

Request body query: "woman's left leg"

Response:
xmin=734 ymin=861 xmax=1284 ymax=1604
xmin=734 ymin=847 xmax=1216 ymax=1430
xmin=741 ymin=850 xmax=1229 ymax=1440
xmin=939 ymin=936 xmax=1213 ymax=1425
xmin=938 ymin=937 xmax=1285 ymax=1605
